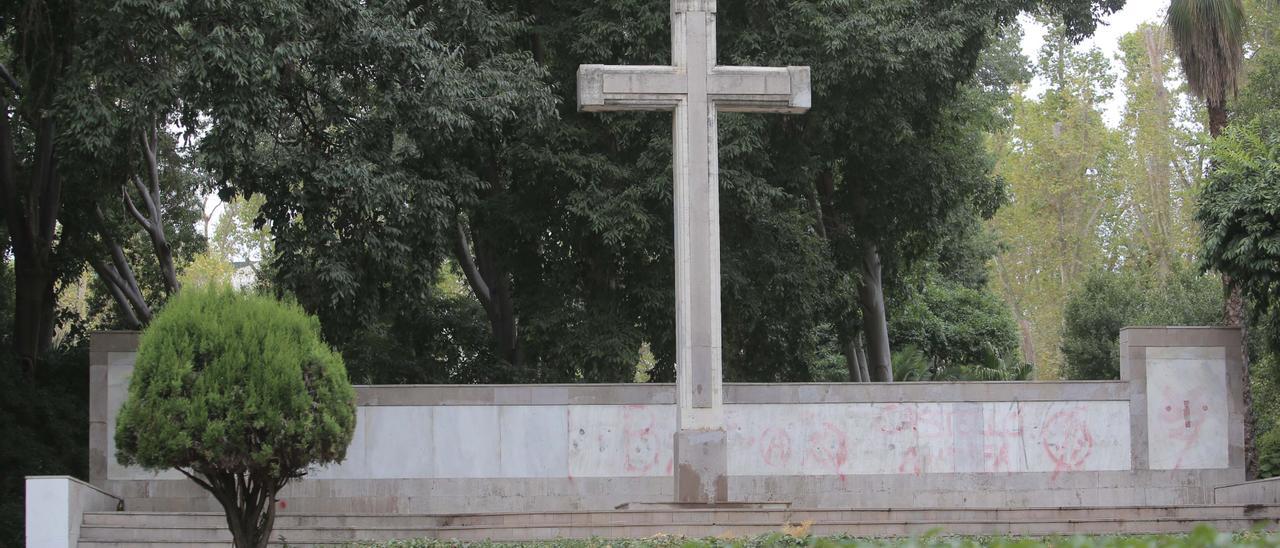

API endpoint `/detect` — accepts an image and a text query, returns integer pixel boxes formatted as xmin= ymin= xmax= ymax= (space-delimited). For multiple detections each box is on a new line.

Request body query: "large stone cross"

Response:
xmin=577 ymin=0 xmax=810 ymax=503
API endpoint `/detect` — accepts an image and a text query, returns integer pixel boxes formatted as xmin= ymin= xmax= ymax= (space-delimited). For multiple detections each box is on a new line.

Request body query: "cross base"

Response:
xmin=674 ymin=429 xmax=728 ymax=503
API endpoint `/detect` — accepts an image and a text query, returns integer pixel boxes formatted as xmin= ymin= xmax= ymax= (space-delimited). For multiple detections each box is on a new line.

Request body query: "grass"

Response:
xmin=346 ymin=525 xmax=1280 ymax=547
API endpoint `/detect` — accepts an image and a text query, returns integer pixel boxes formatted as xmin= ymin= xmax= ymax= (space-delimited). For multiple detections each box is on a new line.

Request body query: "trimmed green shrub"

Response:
xmin=115 ymin=286 xmax=356 ymax=548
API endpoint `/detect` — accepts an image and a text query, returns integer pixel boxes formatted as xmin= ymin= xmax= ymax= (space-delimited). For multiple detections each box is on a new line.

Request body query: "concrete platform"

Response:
xmin=76 ymin=505 xmax=1280 ymax=546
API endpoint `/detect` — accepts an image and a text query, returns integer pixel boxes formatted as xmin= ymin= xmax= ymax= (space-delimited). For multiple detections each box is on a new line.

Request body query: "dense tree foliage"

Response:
xmin=1 ymin=0 xmax=1124 ymax=387
xmin=891 ymin=274 xmax=1022 ymax=376
xmin=1061 ymin=268 xmax=1222 ymax=379
xmin=1199 ymin=115 xmax=1280 ymax=312
xmin=1217 ymin=0 xmax=1280 ymax=481
xmin=991 ymin=22 xmax=1127 ymax=377
xmin=991 ymin=19 xmax=1219 ymax=378
xmin=335 ymin=0 xmax=1116 ymax=383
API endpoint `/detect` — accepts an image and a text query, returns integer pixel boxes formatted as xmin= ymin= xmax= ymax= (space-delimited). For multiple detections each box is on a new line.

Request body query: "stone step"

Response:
xmin=77 ymin=506 xmax=1280 ymax=546
xmin=80 ymin=504 xmax=1280 ymax=528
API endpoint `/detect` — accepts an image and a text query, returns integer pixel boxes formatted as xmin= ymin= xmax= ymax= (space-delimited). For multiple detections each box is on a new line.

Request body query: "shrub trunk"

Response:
xmin=201 ymin=472 xmax=281 ymax=548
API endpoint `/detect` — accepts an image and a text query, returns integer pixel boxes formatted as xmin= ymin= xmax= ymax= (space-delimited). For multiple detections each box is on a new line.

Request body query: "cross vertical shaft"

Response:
xmin=673 ymin=2 xmax=721 ymax=427
xmin=577 ymin=0 xmax=810 ymax=503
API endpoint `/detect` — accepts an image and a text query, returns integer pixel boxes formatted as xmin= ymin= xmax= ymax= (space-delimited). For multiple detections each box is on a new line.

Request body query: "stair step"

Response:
xmin=79 ymin=505 xmax=1280 ymax=528
xmin=75 ymin=506 xmax=1280 ymax=546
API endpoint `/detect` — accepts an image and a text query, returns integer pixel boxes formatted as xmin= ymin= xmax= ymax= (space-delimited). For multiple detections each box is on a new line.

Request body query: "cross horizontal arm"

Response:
xmin=578 ymin=65 xmax=687 ymax=112
xmin=709 ymin=66 xmax=810 ymax=113
xmin=578 ymin=64 xmax=811 ymax=114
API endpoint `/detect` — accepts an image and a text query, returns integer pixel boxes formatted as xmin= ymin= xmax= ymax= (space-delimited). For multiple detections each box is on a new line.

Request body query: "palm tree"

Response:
xmin=1168 ymin=0 xmax=1250 ymax=332
xmin=1167 ymin=0 xmax=1254 ymax=478
xmin=1167 ymin=0 xmax=1246 ymax=138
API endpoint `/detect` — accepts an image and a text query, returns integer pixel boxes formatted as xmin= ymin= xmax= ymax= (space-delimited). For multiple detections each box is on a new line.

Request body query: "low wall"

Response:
xmin=1215 ymin=477 xmax=1280 ymax=504
xmin=25 ymin=476 xmax=122 ymax=548
xmin=89 ymin=327 xmax=1246 ymax=513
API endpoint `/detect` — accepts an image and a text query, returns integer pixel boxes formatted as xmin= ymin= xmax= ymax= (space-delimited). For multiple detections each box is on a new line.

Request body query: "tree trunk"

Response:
xmin=1141 ymin=27 xmax=1174 ymax=280
xmin=1224 ymin=274 xmax=1245 ymax=327
xmin=842 ymin=332 xmax=864 ymax=382
xmin=1017 ymin=315 xmax=1036 ymax=366
xmin=1207 ymin=103 xmax=1228 ymax=138
xmin=1242 ymin=319 xmax=1258 ymax=480
xmin=855 ymin=334 xmax=871 ymax=383
xmin=12 ymin=258 xmax=55 ymax=375
xmin=220 ymin=495 xmax=273 ymax=548
xmin=183 ymin=470 xmax=279 ymax=548
xmin=2 ymin=112 xmax=61 ymax=377
xmin=858 ymin=241 xmax=892 ymax=382
xmin=453 ymin=219 xmax=523 ymax=371
xmin=88 ymin=256 xmax=143 ymax=329
xmin=1222 ymin=274 xmax=1257 ymax=479
xmin=133 ymin=127 xmax=180 ymax=295
xmin=1 ymin=0 xmax=73 ymax=377
xmin=252 ymin=495 xmax=277 ymax=548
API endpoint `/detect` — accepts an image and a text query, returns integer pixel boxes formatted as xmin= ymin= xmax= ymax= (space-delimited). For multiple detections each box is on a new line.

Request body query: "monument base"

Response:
xmin=674 ymin=429 xmax=728 ymax=503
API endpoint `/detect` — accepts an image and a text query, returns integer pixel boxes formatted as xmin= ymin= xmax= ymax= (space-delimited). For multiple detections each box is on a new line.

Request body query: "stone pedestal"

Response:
xmin=674 ymin=429 xmax=728 ymax=503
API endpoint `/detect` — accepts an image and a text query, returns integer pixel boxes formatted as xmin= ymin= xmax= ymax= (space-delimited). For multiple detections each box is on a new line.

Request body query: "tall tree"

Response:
xmin=0 ymin=0 xmax=75 ymax=375
xmin=1116 ymin=25 xmax=1204 ymax=278
xmin=769 ymin=2 xmax=1116 ymax=382
xmin=1168 ymin=0 xmax=1253 ymax=477
xmin=2 ymin=0 xmax=208 ymax=371
xmin=990 ymin=22 xmax=1124 ymax=377
xmin=1168 ymin=0 xmax=1248 ymax=326
xmin=172 ymin=0 xmax=558 ymax=381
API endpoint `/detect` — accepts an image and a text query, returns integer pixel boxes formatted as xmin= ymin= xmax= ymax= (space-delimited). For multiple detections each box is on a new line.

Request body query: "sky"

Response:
xmin=1018 ymin=1 xmax=1168 ymax=126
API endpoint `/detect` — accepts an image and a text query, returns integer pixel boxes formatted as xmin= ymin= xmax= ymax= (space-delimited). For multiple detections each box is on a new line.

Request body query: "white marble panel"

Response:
xmin=914 ymin=402 xmax=958 ymax=474
xmin=1020 ymin=401 xmax=1131 ymax=474
xmin=727 ymin=404 xmax=807 ymax=475
xmin=25 ymin=477 xmax=71 ymax=548
xmin=568 ymin=405 xmax=675 ymax=477
xmin=982 ymin=402 xmax=1029 ymax=473
xmin=796 ymin=404 xmax=859 ymax=477
xmin=106 ymin=356 xmax=183 ymax=481
xmin=500 ymin=406 xmax=569 ymax=477
xmin=853 ymin=403 xmax=920 ymax=475
xmin=105 ymin=358 xmax=131 ymax=480
xmin=310 ymin=406 xmax=369 ymax=479
xmin=433 ymin=406 xmax=502 ymax=478
xmin=1147 ymin=348 xmax=1229 ymax=470
xmin=726 ymin=401 xmax=1130 ymax=477
xmin=364 ymin=406 xmax=432 ymax=479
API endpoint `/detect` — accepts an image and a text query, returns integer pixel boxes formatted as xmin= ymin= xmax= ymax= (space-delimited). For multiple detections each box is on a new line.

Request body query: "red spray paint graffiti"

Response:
xmin=622 ymin=405 xmax=663 ymax=474
xmin=983 ymin=404 xmax=1024 ymax=473
xmin=1041 ymin=407 xmax=1094 ymax=480
xmin=1155 ymin=386 xmax=1211 ymax=469
xmin=876 ymin=403 xmax=918 ymax=434
xmin=803 ymin=421 xmax=849 ymax=478
xmin=759 ymin=427 xmax=793 ymax=467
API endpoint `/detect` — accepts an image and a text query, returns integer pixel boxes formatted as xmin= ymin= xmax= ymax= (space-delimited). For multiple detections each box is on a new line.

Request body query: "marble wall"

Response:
xmin=88 ymin=327 xmax=1246 ymax=511
xmin=292 ymin=401 xmax=1130 ymax=480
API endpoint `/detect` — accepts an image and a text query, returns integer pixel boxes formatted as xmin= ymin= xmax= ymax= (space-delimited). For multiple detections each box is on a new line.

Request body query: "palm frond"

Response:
xmin=1167 ymin=0 xmax=1247 ymax=107
xmin=892 ymin=345 xmax=932 ymax=382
